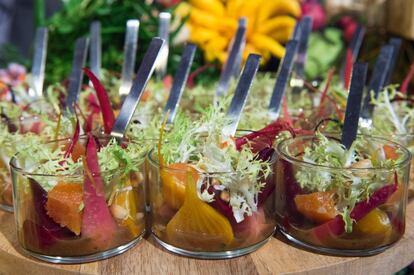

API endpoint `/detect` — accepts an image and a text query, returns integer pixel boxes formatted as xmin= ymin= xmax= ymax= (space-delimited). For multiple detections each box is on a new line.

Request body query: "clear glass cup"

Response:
xmin=147 ymin=148 xmax=277 ymax=259
xmin=275 ymin=135 xmax=411 ymax=256
xmin=10 ymin=135 xmax=146 ymax=263
xmin=0 ymin=115 xmax=45 ymax=212
xmin=380 ymin=133 xmax=414 ymax=197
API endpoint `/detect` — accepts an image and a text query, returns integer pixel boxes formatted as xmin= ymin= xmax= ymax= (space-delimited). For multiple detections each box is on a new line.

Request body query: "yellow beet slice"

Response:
xmin=355 ymin=208 xmax=391 ymax=235
xmin=166 ymin=171 xmax=234 ymax=248
xmin=161 ymin=163 xmax=199 ymax=210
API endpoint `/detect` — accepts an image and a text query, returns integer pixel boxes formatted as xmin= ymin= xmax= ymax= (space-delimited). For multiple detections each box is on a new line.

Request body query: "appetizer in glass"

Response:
xmin=147 ymin=106 xmax=276 ymax=258
xmin=10 ymin=134 xmax=146 ymax=263
xmin=275 ymin=132 xmax=411 ymax=255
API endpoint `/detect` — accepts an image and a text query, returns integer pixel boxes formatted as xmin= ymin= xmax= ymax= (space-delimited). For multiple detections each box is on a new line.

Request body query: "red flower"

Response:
xmin=338 ymin=16 xmax=358 ymax=43
xmin=301 ymin=0 xmax=326 ymax=30
xmin=0 ymin=63 xmax=26 ymax=87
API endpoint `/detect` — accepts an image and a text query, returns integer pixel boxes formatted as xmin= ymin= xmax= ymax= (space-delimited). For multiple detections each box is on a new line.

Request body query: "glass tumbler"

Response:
xmin=147 ymin=149 xmax=277 ymax=259
xmin=275 ymin=135 xmax=411 ymax=256
xmin=10 ymin=136 xmax=146 ymax=263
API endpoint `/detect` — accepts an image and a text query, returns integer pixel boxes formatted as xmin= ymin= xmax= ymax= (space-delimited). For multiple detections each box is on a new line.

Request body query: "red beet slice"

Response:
xmin=207 ymin=186 xmax=234 ymax=222
xmin=207 ymin=185 xmax=269 ymax=234
xmin=208 ymin=186 xmax=255 ymax=233
xmin=235 ymin=207 xmax=273 ymax=244
xmin=281 ymin=160 xmax=305 ymax=225
xmin=81 ymin=133 xmax=116 ymax=248
xmin=235 ymin=119 xmax=312 ymax=150
xmin=207 ymin=187 xmax=274 ymax=233
xmin=28 ymin=179 xmax=75 ymax=247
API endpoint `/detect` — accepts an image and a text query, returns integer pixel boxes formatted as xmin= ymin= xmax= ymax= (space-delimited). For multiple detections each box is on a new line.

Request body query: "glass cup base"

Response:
xmin=22 ymin=232 xmax=145 ymax=264
xmin=152 ymin=232 xmax=273 ymax=259
xmin=279 ymin=229 xmax=397 ymax=256
xmin=0 ymin=203 xmax=13 ymax=213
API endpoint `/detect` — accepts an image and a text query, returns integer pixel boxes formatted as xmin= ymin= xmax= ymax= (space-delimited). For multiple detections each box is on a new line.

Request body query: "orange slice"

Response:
xmin=46 ymin=182 xmax=83 ymax=235
xmin=383 ymin=144 xmax=399 ymax=160
xmin=166 ymin=171 xmax=234 ymax=248
xmin=61 ymin=142 xmax=85 ymax=162
xmin=141 ymin=89 xmax=151 ymax=102
xmin=71 ymin=143 xmax=85 ymax=162
xmin=294 ymin=192 xmax=337 ymax=224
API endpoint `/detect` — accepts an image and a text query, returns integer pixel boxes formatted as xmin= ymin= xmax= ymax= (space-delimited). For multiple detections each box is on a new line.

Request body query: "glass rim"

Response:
xmin=276 ymin=134 xmax=412 ymax=171
xmin=147 ymin=146 xmax=276 ymax=176
xmin=371 ymin=131 xmax=414 ymax=139
xmin=10 ymin=134 xmax=147 ymax=178
xmin=323 ymin=129 xmax=414 ymax=143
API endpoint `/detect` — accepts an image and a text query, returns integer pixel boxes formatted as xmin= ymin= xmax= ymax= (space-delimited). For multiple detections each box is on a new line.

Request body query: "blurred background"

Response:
xmin=0 ymin=0 xmax=414 ymax=89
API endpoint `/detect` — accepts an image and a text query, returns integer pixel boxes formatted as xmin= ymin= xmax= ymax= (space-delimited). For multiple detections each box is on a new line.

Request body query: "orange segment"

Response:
xmin=219 ymin=136 xmax=236 ymax=149
xmin=161 ymin=163 xmax=199 ymax=210
xmin=355 ymin=208 xmax=391 ymax=235
xmin=294 ymin=192 xmax=337 ymax=224
xmin=62 ymin=142 xmax=85 ymax=162
xmin=46 ymin=182 xmax=83 ymax=235
xmin=141 ymin=89 xmax=151 ymax=102
xmin=166 ymin=171 xmax=234 ymax=249
xmin=383 ymin=145 xmax=399 ymax=160
xmin=71 ymin=143 xmax=85 ymax=162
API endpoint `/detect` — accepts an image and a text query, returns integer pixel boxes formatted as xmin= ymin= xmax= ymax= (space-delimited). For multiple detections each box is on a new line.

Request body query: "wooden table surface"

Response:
xmin=0 ymin=200 xmax=413 ymax=275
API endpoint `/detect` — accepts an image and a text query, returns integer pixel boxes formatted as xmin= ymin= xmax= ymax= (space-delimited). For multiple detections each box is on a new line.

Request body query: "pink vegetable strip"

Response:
xmin=85 ymin=93 xmax=101 ymax=133
xmin=235 ymin=119 xmax=312 ymax=150
xmin=282 ymin=96 xmax=292 ymax=125
xmin=63 ymin=117 xmax=80 ymax=159
xmin=187 ymin=64 xmax=215 ymax=88
xmin=401 ymin=61 xmax=414 ymax=94
xmin=344 ymin=48 xmax=353 ymax=90
xmin=311 ymin=173 xmax=398 ymax=241
xmin=81 ymin=133 xmax=116 ymax=248
xmin=317 ymin=68 xmax=336 ymax=117
xmin=83 ymin=68 xmax=115 ymax=134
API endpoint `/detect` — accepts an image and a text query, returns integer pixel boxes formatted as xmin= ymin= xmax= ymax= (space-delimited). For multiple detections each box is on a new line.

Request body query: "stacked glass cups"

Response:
xmin=10 ymin=135 xmax=146 ymax=263
xmin=274 ymin=134 xmax=411 ymax=256
xmin=146 ymin=143 xmax=277 ymax=259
